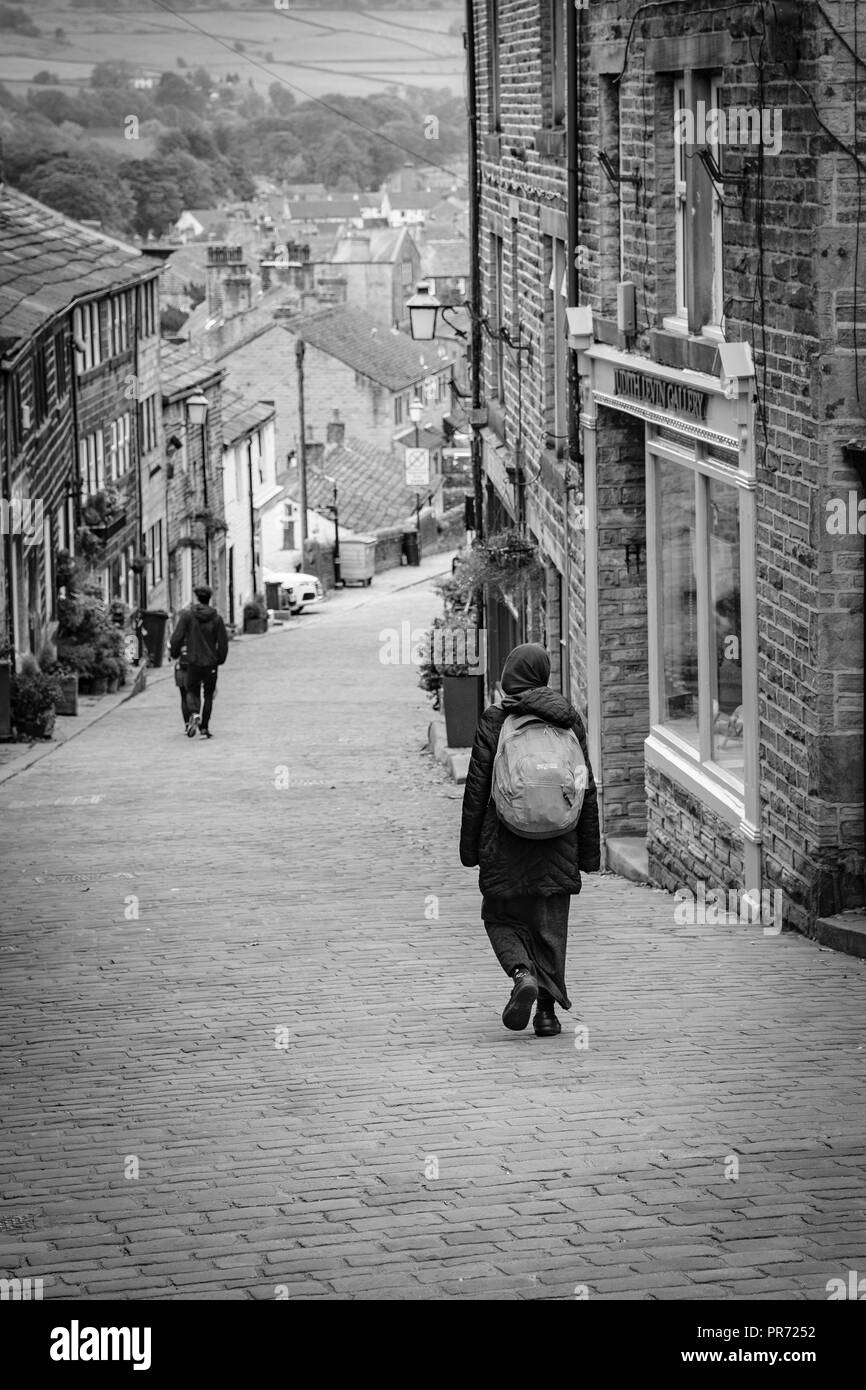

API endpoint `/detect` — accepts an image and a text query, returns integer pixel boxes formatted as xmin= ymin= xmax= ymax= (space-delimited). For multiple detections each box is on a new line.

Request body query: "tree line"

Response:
xmin=0 ymin=61 xmax=465 ymax=239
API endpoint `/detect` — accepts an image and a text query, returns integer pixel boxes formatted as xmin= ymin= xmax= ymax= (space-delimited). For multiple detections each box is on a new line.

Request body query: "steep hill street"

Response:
xmin=1 ymin=563 xmax=865 ymax=1301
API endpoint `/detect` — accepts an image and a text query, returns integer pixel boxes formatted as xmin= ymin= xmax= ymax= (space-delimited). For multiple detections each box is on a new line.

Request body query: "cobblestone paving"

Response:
xmin=1 ymin=567 xmax=865 ymax=1300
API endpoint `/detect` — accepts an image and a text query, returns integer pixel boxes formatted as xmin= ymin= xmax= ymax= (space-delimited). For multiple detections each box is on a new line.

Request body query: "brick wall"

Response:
xmin=474 ymin=0 xmax=866 ymax=929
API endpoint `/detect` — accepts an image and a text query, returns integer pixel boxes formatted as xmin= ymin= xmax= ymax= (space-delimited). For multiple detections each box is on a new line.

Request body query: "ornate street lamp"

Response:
xmin=186 ymin=391 xmax=211 ymax=585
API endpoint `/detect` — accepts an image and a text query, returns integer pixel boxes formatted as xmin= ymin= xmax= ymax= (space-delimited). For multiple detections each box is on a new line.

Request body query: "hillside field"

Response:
xmin=0 ymin=5 xmax=466 ymax=99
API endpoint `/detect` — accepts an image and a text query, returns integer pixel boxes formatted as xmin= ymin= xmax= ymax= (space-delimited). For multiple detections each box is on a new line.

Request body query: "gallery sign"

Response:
xmin=613 ymin=367 xmax=708 ymax=423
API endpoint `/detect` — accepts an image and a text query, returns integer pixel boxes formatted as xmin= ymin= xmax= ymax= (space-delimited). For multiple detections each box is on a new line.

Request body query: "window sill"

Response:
xmin=482 ymin=133 xmax=502 ymax=159
xmin=649 ymin=328 xmax=720 ymax=376
xmin=533 ymin=128 xmax=566 ymax=158
xmin=645 ymin=728 xmax=745 ymax=830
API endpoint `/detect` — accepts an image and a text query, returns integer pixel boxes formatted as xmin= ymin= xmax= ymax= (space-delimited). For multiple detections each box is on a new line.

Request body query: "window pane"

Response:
xmin=658 ymin=459 xmax=698 ymax=748
xmin=709 ymin=478 xmax=744 ymax=779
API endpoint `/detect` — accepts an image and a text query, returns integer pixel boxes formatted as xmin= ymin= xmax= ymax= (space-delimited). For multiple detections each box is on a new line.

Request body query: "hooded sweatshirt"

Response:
xmin=169 ymin=603 xmax=228 ymax=668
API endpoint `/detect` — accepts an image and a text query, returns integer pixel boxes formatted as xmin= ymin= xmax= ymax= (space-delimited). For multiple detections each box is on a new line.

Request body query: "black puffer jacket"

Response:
xmin=459 ymin=687 xmax=601 ymax=897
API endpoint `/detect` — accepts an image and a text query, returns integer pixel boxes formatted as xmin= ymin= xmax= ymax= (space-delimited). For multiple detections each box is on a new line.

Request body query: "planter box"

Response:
xmin=442 ymin=674 xmax=484 ymax=749
xmin=55 ymin=673 xmax=79 ymax=716
xmin=244 ymin=616 xmax=268 ymax=634
xmin=89 ymin=676 xmax=108 ymax=696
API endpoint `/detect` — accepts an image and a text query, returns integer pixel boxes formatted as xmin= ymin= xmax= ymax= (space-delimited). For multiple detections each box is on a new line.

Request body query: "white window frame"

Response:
xmin=548 ymin=237 xmax=568 ymax=446
xmin=79 ymin=430 xmax=105 ymax=496
xmin=109 ymin=413 xmax=131 ymax=479
xmin=109 ymin=294 xmax=129 ymax=357
xmin=645 ymin=422 xmax=755 ymax=822
xmin=707 ymin=75 xmax=725 ymax=339
xmin=141 ymin=395 xmax=158 ymax=454
xmin=664 ymin=78 xmax=689 ymax=334
xmin=73 ymin=302 xmax=102 ymax=374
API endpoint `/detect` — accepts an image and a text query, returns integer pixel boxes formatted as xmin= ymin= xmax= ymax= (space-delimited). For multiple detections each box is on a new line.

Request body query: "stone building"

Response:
xmin=0 ymin=188 xmax=162 ymax=660
xmin=470 ymin=0 xmax=865 ymax=933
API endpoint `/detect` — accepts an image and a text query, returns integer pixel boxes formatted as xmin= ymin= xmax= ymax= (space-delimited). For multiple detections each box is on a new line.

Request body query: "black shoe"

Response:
xmin=186 ymin=713 xmax=199 ymax=738
xmin=200 ymin=728 xmax=212 ymax=738
xmin=533 ymin=1003 xmax=562 ymax=1037
xmin=502 ymin=967 xmax=538 ymax=1031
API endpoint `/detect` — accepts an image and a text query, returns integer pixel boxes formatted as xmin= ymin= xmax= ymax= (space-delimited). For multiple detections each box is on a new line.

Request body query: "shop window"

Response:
xmin=648 ymin=427 xmax=747 ymax=791
xmin=147 ymin=520 xmax=164 ymax=587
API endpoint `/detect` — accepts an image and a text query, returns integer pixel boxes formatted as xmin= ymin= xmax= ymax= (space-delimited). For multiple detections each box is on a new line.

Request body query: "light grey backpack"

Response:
xmin=492 ymin=713 xmax=587 ymax=839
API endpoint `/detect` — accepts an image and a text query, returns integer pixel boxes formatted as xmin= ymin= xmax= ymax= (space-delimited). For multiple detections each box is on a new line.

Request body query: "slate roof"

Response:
xmin=0 ymin=186 xmax=161 ymax=357
xmin=385 ymin=191 xmax=440 ymax=211
xmin=420 ymin=239 xmax=469 ymax=280
xmin=160 ymin=341 xmax=224 ymax=401
xmin=331 ymin=227 xmax=411 ymax=265
xmin=299 ymin=437 xmax=423 ymax=535
xmin=221 ymin=389 xmax=275 ymax=447
xmin=296 ymin=305 xmax=455 ymax=391
xmin=288 ymin=197 xmax=363 ymax=221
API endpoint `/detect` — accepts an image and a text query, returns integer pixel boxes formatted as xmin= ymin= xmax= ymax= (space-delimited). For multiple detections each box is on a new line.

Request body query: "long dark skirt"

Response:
xmin=481 ymin=893 xmax=572 ymax=1010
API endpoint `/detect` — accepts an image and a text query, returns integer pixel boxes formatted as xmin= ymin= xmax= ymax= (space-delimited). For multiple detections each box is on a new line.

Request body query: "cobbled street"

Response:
xmin=2 ymin=562 xmax=866 ymax=1302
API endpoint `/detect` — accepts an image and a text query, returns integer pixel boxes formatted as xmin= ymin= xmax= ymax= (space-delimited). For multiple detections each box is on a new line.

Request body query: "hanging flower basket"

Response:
xmin=194 ymin=509 xmax=229 ymax=536
xmin=439 ymin=529 xmax=544 ymax=611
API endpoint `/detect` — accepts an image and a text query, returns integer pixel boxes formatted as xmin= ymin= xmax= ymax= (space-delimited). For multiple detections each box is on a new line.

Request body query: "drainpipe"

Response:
xmin=247 ymin=436 xmax=257 ymax=602
xmin=564 ymin=0 xmax=581 ymax=704
xmin=464 ymin=0 xmax=486 ymax=681
xmin=843 ymin=441 xmax=866 ymax=904
xmin=295 ymin=337 xmax=308 ymax=551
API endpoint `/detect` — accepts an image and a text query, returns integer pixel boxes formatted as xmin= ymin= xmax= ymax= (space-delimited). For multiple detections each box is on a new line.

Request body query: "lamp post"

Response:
xmin=408 ymin=398 xmax=424 ymax=550
xmin=320 ymin=472 xmax=341 ymax=588
xmin=186 ymin=390 xmax=210 ymax=586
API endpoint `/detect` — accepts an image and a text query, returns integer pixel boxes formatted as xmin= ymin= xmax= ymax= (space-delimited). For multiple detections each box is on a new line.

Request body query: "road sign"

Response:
xmin=404 ymin=447 xmax=430 ymax=487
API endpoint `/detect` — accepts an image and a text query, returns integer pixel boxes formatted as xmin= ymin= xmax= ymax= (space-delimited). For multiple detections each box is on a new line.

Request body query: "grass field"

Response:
xmin=0 ymin=5 xmax=465 ymax=99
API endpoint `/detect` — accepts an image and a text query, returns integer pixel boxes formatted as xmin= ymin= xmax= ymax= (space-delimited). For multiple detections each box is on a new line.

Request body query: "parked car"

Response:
xmin=284 ymin=571 xmax=324 ymax=615
xmin=262 ymin=562 xmax=324 ymax=615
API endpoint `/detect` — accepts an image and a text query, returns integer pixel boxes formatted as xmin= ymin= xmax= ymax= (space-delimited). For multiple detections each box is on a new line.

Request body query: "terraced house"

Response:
xmin=0 ymin=189 xmax=162 ymax=659
xmin=470 ymin=0 xmax=864 ymax=933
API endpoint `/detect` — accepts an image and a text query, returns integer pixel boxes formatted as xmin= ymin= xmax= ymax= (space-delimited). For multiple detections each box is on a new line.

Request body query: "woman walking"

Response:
xmin=459 ymin=643 xmax=600 ymax=1035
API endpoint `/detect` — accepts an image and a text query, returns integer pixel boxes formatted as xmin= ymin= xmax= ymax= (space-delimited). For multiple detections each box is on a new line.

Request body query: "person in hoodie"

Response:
xmin=459 ymin=642 xmax=600 ymax=1036
xmin=169 ymin=585 xmax=228 ymax=739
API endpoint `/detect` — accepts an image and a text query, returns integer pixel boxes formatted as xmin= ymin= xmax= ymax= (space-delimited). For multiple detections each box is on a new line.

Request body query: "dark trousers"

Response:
xmin=185 ymin=664 xmax=218 ymax=731
xmin=482 ymin=893 xmax=572 ymax=1010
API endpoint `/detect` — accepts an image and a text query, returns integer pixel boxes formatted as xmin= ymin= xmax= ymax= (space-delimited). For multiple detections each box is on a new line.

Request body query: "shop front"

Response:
xmin=577 ymin=342 xmax=762 ymax=898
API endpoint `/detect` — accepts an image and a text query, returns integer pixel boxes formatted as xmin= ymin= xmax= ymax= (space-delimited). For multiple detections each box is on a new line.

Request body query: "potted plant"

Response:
xmin=35 ymin=632 xmax=79 ymax=716
xmin=10 ymin=657 xmax=62 ymax=740
xmin=419 ymin=612 xmax=485 ymax=748
xmin=243 ymin=594 xmax=268 ymax=635
xmin=56 ymin=551 xmax=127 ymax=695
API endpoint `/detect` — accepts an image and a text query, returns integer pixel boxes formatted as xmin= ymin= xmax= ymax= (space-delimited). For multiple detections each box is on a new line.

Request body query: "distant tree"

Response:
xmin=268 ymin=82 xmax=295 ymax=117
xmin=155 ymin=72 xmax=205 ymax=117
xmin=54 ymin=27 xmax=67 ymax=44
xmin=0 ymin=5 xmax=40 ymax=37
xmin=160 ymin=306 xmax=188 ymax=336
xmin=32 ymin=71 xmax=60 ymax=86
xmin=26 ymin=88 xmax=79 ymax=125
xmin=176 ymin=57 xmax=187 ymax=69
xmin=18 ymin=154 xmax=135 ymax=235
xmin=188 ymin=282 xmax=205 ymax=309
xmin=91 ymin=61 xmax=136 ymax=91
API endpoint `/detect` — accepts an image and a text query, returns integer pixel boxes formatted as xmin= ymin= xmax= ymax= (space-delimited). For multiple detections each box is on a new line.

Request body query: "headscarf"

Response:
xmin=500 ymin=642 xmax=551 ymax=696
